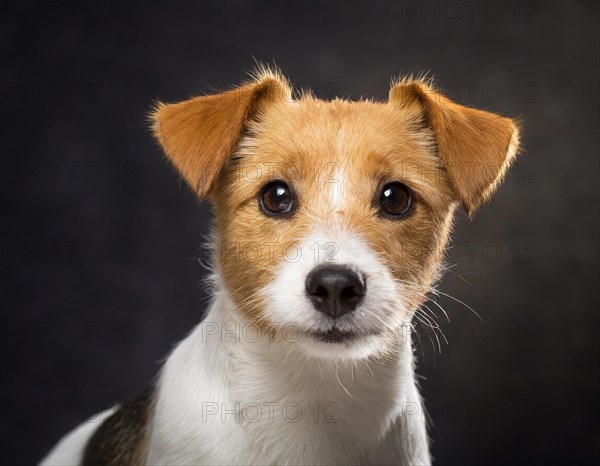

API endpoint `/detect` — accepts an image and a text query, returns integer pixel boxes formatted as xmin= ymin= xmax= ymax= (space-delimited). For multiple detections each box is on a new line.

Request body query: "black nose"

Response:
xmin=305 ymin=265 xmax=366 ymax=318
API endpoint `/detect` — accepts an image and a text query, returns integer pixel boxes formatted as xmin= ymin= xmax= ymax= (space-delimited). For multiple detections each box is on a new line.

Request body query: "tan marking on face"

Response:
xmin=210 ymin=97 xmax=457 ymax=333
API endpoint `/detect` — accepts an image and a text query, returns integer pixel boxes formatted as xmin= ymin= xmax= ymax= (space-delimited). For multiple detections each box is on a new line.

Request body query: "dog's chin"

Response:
xmin=291 ymin=329 xmax=387 ymax=361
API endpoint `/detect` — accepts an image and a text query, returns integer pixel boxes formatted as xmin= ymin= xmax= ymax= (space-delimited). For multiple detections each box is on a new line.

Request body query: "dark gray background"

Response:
xmin=1 ymin=1 xmax=598 ymax=464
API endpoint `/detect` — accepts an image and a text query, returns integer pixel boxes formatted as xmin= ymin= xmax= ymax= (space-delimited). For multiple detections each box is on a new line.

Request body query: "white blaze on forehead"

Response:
xmin=328 ymin=124 xmax=348 ymax=210
xmin=329 ymin=166 xmax=346 ymax=209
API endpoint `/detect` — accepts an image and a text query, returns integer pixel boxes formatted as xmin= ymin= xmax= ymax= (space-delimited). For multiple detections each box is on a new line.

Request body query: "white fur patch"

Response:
xmin=39 ymin=408 xmax=116 ymax=465
xmin=329 ymin=166 xmax=345 ymax=209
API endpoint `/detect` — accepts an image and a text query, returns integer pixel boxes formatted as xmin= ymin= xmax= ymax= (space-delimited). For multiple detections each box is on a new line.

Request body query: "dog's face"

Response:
xmin=210 ymin=99 xmax=457 ymax=360
xmin=152 ymin=70 xmax=519 ymax=360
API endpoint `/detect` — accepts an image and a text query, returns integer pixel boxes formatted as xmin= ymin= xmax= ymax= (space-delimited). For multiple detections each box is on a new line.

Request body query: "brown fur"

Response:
xmin=151 ymin=69 xmax=519 ymax=337
xmin=82 ymin=386 xmax=154 ymax=465
xmin=151 ymin=72 xmax=291 ymax=197
xmin=389 ymin=77 xmax=520 ymax=216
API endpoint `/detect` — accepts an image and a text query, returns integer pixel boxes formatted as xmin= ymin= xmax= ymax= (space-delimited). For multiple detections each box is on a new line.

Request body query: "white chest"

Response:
xmin=147 ymin=301 xmax=429 ymax=465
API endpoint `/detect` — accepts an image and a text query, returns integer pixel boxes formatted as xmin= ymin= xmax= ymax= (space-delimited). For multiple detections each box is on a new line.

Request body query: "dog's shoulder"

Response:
xmin=81 ymin=385 xmax=155 ymax=466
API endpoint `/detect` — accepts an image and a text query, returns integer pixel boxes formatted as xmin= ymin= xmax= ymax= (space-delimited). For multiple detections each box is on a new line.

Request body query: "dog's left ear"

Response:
xmin=389 ymin=79 xmax=520 ymax=217
xmin=151 ymin=74 xmax=291 ymax=199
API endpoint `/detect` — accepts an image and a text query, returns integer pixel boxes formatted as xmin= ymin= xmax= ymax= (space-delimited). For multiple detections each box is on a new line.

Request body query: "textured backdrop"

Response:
xmin=1 ymin=1 xmax=598 ymax=464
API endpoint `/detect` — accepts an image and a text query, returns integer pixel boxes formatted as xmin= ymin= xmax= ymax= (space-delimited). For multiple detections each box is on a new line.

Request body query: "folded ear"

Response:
xmin=389 ymin=79 xmax=520 ymax=217
xmin=151 ymin=73 xmax=291 ymax=199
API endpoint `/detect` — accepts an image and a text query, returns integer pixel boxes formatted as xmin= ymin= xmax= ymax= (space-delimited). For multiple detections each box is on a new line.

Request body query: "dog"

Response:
xmin=42 ymin=67 xmax=519 ymax=465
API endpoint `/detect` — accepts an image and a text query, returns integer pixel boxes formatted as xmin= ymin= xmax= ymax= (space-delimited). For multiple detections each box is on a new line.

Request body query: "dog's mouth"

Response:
xmin=309 ymin=327 xmax=380 ymax=344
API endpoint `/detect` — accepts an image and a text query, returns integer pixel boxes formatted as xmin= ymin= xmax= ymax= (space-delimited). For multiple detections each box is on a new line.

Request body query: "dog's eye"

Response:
xmin=260 ymin=181 xmax=295 ymax=216
xmin=379 ymin=182 xmax=412 ymax=217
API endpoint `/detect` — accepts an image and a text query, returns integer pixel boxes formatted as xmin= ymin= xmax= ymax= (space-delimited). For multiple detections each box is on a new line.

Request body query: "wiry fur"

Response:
xmin=41 ymin=67 xmax=519 ymax=465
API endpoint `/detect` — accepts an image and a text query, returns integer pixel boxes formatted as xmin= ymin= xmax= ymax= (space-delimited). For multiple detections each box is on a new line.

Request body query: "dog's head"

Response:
xmin=152 ymin=69 xmax=519 ymax=360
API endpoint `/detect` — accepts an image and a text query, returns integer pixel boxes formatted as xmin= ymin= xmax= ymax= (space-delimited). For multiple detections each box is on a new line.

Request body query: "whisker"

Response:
xmin=425 ymin=297 xmax=451 ymax=323
xmin=335 ymin=362 xmax=352 ymax=398
xmin=434 ymin=290 xmax=483 ymax=323
xmin=444 ymin=268 xmax=481 ymax=299
xmin=413 ymin=312 xmax=441 ymax=353
xmin=422 ymin=304 xmax=448 ymax=345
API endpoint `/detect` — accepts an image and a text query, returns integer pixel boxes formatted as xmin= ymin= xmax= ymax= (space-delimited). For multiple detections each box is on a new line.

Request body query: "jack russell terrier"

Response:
xmin=42 ymin=67 xmax=520 ymax=465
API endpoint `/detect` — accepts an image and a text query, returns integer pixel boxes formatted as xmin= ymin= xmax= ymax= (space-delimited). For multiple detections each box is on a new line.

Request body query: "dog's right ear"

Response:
xmin=151 ymin=74 xmax=291 ymax=199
